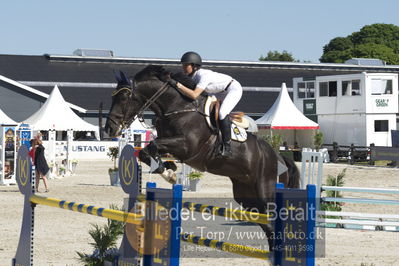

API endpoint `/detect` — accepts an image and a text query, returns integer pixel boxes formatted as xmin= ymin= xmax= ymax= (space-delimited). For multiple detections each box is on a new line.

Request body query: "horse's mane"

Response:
xmin=134 ymin=65 xmax=168 ymax=83
xmin=134 ymin=65 xmax=197 ymax=90
xmin=171 ymin=72 xmax=197 ymax=90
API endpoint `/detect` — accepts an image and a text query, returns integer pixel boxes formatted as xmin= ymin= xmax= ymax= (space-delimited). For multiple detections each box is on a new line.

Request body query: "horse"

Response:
xmin=104 ymin=65 xmax=300 ymax=252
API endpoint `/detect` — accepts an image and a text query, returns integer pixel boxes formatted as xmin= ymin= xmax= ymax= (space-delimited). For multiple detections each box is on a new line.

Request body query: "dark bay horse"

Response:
xmin=104 ymin=65 xmax=300 ymax=251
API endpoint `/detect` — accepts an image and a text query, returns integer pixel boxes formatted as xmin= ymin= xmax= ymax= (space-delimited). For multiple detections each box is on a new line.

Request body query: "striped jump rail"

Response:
xmin=137 ymin=194 xmax=271 ymax=225
xmin=30 ymin=194 xmax=144 ymax=226
xmin=180 ymin=232 xmax=269 ymax=260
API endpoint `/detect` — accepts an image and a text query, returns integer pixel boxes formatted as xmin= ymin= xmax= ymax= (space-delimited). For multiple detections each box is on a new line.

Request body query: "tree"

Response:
xmin=259 ymin=50 xmax=297 ymax=62
xmin=320 ymin=23 xmax=399 ymax=64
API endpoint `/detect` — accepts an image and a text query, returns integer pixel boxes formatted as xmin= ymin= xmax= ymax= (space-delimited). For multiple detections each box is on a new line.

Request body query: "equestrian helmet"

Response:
xmin=180 ymin=51 xmax=202 ymax=66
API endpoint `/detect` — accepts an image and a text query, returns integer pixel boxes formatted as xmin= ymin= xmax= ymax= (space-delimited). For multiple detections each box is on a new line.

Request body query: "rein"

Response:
xmin=134 ymin=80 xmax=206 ymax=118
xmin=164 ymin=99 xmax=207 ymax=117
xmin=136 ymin=81 xmax=169 ymax=118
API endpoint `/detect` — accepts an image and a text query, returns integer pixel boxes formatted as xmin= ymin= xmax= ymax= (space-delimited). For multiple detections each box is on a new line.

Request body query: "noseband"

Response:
xmin=111 ymin=86 xmax=132 ymax=97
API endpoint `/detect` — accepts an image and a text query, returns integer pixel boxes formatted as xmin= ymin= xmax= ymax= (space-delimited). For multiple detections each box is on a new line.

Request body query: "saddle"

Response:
xmin=204 ymin=96 xmax=248 ymax=142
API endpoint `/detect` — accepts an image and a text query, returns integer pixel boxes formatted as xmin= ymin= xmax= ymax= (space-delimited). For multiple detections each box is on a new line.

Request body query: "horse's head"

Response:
xmin=105 ymin=65 xmax=196 ymax=137
xmin=104 ymin=66 xmax=171 ymax=137
xmin=104 ymin=71 xmax=138 ymax=137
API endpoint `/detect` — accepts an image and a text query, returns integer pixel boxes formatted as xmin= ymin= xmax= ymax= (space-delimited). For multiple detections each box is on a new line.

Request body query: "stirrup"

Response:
xmin=160 ymin=169 xmax=177 ymax=184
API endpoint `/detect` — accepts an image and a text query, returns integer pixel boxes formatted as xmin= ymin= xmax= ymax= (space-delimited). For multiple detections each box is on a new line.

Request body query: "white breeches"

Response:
xmin=218 ymin=80 xmax=243 ymax=120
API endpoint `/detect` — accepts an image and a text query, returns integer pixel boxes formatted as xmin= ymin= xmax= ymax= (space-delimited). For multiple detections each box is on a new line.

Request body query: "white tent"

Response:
xmin=256 ymin=83 xmax=319 ymax=147
xmin=22 ymin=85 xmax=98 ymax=173
xmin=0 ymin=108 xmax=17 ymax=125
xmin=22 ymin=85 xmax=98 ymax=132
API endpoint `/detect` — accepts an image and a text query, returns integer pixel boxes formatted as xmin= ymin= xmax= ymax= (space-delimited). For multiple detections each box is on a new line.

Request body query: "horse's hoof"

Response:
xmin=160 ymin=169 xmax=176 ymax=184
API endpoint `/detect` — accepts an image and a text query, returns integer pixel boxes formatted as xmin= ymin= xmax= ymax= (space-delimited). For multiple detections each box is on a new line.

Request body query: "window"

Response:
xmin=307 ymin=82 xmax=315 ymax=98
xmin=319 ymin=81 xmax=337 ymax=97
xmin=371 ymin=79 xmax=393 ymax=95
xmin=329 ymin=81 xmax=337 ymax=96
xmin=319 ymin=82 xmax=328 ymax=97
xmin=133 ymin=134 xmax=142 ymax=147
xmin=298 ymin=82 xmax=306 ymax=98
xmin=352 ymin=80 xmax=360 ymax=95
xmin=374 ymin=120 xmax=389 ymax=132
xmin=297 ymin=81 xmax=315 ymax=98
xmin=342 ymin=80 xmax=361 ymax=96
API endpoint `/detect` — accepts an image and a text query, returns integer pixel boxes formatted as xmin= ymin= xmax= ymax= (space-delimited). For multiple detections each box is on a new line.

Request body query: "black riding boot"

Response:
xmin=219 ymin=117 xmax=232 ymax=157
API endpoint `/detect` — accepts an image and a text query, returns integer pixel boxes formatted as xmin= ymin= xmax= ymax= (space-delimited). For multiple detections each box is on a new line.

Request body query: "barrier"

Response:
xmin=13 ymin=144 xmax=178 ymax=266
xmin=167 ymin=181 xmax=316 ymax=265
xmin=14 ymin=145 xmax=316 ymax=266
xmin=302 ymin=150 xmax=399 ymax=231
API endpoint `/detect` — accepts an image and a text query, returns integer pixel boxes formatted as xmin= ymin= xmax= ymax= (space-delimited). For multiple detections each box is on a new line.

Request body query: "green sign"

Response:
xmin=375 ymin=99 xmax=389 ymax=107
xmin=303 ymin=99 xmax=316 ymax=115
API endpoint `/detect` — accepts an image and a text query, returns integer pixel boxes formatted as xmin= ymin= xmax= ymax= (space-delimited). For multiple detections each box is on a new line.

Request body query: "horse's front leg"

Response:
xmin=138 ymin=136 xmax=186 ymax=184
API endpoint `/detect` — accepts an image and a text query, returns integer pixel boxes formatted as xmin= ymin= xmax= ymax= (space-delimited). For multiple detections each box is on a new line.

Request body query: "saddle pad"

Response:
xmin=204 ymin=95 xmax=218 ymax=129
xmin=232 ymin=118 xmax=249 ymax=129
xmin=204 ymin=96 xmax=248 ymax=142
xmin=231 ymin=124 xmax=247 ymax=142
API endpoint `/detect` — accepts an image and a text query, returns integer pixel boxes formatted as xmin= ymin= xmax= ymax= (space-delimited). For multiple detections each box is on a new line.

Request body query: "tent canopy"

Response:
xmin=256 ymin=83 xmax=319 ymax=130
xmin=22 ymin=85 xmax=98 ymax=132
xmin=0 ymin=108 xmax=17 ymax=125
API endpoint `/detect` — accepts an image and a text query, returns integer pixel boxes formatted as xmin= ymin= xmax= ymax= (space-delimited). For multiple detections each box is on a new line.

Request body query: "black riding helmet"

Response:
xmin=180 ymin=51 xmax=202 ymax=66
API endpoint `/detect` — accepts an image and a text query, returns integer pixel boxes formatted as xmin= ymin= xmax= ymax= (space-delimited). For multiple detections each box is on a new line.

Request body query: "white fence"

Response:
xmin=302 ymin=149 xmax=399 ymax=231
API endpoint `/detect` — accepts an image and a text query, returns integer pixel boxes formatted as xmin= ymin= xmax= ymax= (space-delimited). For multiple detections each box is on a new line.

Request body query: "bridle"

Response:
xmin=111 ymin=81 xmax=169 ymax=129
xmin=110 ymin=86 xmax=133 ymax=129
xmin=111 ymin=79 xmax=206 ymax=130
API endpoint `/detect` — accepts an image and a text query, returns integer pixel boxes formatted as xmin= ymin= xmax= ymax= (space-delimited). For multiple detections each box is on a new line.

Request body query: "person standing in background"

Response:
xmin=28 ymin=139 xmax=36 ymax=165
xmin=33 ymin=138 xmax=50 ymax=193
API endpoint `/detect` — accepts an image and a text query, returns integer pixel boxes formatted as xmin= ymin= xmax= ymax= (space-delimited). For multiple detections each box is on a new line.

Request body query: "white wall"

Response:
xmin=364 ymin=73 xmax=398 ymax=114
xmin=315 ymin=73 xmax=367 ymax=115
xmin=318 ymin=114 xmax=367 ymax=146
xmin=43 ymin=141 xmax=120 ymax=160
xmin=366 ymin=114 xmax=396 ymax=146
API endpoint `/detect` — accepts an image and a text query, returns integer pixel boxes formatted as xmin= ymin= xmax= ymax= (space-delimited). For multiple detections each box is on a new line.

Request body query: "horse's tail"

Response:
xmin=282 ymin=155 xmax=300 ymax=188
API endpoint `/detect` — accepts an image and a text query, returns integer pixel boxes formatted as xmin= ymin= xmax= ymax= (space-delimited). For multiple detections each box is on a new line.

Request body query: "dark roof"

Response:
xmin=1 ymin=54 xmax=399 ymax=114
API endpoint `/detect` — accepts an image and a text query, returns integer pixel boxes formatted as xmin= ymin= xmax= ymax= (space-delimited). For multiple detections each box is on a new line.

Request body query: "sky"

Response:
xmin=2 ymin=1 xmax=399 ymax=63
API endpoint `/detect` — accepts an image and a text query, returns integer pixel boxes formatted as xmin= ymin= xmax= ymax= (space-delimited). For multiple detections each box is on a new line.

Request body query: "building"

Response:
xmin=1 ymin=50 xmax=399 ymax=132
xmin=293 ymin=72 xmax=398 ymax=146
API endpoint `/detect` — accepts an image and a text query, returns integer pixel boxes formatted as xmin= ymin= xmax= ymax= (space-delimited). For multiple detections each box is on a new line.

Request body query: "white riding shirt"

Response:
xmin=192 ymin=69 xmax=232 ymax=94
xmin=191 ymin=68 xmax=243 ymax=119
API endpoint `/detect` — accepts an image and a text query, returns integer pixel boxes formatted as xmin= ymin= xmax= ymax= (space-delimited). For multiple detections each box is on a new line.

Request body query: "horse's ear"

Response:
xmin=114 ymin=69 xmax=122 ymax=83
xmin=114 ymin=70 xmax=132 ymax=87
xmin=120 ymin=71 xmax=130 ymax=85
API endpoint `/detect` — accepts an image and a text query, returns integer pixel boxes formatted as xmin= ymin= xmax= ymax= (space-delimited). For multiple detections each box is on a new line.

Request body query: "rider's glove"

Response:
xmin=167 ymin=78 xmax=178 ymax=88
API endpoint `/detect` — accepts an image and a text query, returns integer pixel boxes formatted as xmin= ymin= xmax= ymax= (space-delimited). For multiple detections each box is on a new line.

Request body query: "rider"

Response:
xmin=174 ymin=51 xmax=243 ymax=158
